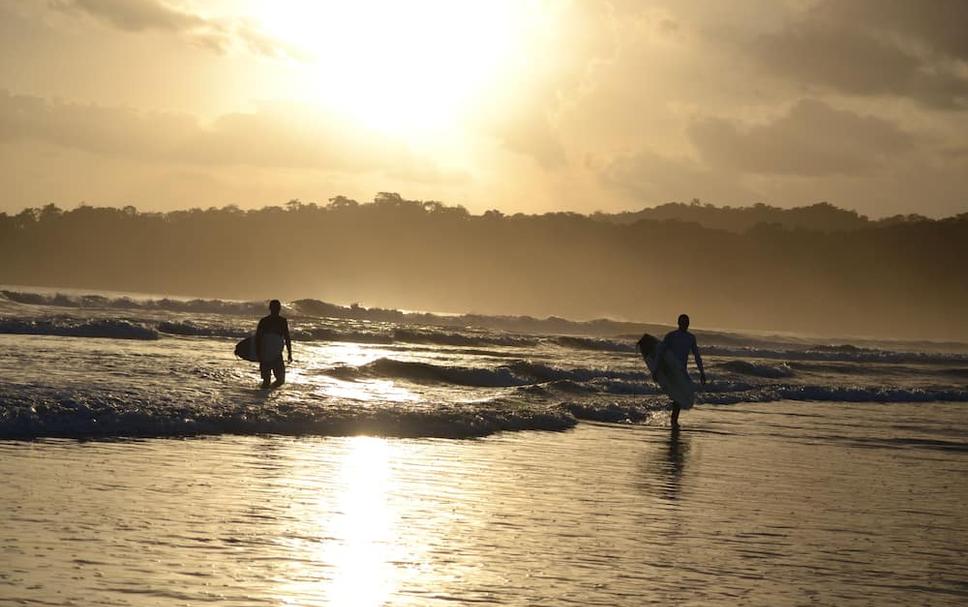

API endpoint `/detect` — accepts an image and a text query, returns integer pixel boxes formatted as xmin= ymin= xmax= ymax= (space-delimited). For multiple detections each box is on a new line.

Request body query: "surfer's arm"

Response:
xmin=692 ymin=340 xmax=706 ymax=383
xmin=283 ymin=320 xmax=292 ymax=361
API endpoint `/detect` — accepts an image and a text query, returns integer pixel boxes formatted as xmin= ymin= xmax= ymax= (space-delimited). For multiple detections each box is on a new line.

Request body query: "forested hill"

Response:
xmin=2 ymin=194 xmax=966 ymax=340
xmin=594 ymin=201 xmax=932 ymax=233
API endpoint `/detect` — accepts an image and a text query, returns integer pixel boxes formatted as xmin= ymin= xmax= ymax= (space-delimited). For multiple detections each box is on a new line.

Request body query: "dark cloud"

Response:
xmin=50 ymin=0 xmax=291 ymax=57
xmin=746 ymin=0 xmax=968 ymax=108
xmin=688 ymin=99 xmax=915 ymax=176
xmin=50 ymin=0 xmax=205 ymax=32
xmin=944 ymin=146 xmax=968 ymax=159
xmin=818 ymin=0 xmax=968 ymax=62
xmin=0 ymin=89 xmax=446 ymax=179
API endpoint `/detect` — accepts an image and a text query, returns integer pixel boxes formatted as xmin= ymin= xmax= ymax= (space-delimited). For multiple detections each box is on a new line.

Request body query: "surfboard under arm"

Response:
xmin=235 ymin=334 xmax=285 ymax=363
xmin=637 ymin=333 xmax=696 ymax=408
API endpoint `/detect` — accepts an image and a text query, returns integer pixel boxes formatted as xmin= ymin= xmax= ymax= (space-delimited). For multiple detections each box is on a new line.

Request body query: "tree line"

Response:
xmin=2 ymin=193 xmax=965 ymax=340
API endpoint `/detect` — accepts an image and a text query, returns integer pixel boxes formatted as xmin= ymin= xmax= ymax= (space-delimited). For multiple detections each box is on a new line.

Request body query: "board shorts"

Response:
xmin=260 ymin=355 xmax=285 ymax=383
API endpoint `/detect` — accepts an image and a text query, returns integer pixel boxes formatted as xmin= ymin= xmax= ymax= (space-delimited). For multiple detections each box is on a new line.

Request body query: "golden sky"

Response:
xmin=1 ymin=0 xmax=966 ymax=217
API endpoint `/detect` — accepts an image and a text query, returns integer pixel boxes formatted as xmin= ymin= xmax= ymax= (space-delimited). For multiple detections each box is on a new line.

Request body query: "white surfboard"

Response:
xmin=637 ymin=333 xmax=696 ymax=408
xmin=235 ymin=333 xmax=285 ymax=362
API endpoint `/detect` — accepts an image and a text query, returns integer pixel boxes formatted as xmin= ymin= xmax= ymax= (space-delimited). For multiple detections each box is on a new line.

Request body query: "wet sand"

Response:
xmin=2 ymin=401 xmax=966 ymax=606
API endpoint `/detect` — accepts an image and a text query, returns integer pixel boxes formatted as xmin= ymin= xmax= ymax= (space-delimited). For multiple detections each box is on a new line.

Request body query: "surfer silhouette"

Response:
xmin=653 ymin=314 xmax=706 ymax=428
xmin=256 ymin=299 xmax=292 ymax=389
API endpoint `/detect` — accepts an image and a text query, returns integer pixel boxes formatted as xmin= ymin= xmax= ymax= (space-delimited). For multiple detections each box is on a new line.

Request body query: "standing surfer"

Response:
xmin=653 ymin=314 xmax=706 ymax=429
xmin=256 ymin=299 xmax=293 ymax=389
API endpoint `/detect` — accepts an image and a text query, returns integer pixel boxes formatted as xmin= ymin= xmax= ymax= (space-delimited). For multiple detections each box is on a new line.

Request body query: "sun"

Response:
xmin=253 ymin=0 xmax=538 ymax=137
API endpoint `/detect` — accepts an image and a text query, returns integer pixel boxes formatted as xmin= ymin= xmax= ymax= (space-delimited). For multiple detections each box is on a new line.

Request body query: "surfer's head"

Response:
xmin=677 ymin=314 xmax=690 ymax=330
xmin=269 ymin=299 xmax=281 ymax=316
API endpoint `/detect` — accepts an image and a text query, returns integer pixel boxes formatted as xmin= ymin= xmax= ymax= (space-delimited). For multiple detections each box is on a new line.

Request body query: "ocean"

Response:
xmin=1 ymin=287 xmax=966 ymax=605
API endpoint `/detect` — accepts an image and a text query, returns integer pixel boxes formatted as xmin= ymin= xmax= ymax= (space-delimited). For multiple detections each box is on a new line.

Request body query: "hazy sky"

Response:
xmin=1 ymin=0 xmax=966 ymax=217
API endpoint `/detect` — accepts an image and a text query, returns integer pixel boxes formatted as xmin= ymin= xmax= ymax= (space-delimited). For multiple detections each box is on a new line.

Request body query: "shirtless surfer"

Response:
xmin=256 ymin=299 xmax=292 ymax=389
xmin=654 ymin=314 xmax=706 ymax=429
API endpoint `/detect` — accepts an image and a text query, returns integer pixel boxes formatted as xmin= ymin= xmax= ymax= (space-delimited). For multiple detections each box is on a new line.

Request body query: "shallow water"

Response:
xmin=2 ymin=401 xmax=966 ymax=606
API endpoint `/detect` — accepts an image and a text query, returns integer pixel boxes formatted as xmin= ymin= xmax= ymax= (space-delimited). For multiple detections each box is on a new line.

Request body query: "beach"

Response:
xmin=3 ymin=401 xmax=966 ymax=606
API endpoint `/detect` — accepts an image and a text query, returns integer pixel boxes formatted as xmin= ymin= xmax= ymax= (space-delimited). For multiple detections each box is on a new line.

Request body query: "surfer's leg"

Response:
xmin=671 ymin=402 xmax=681 ymax=429
xmin=259 ymin=361 xmax=272 ymax=388
xmin=272 ymin=357 xmax=286 ymax=387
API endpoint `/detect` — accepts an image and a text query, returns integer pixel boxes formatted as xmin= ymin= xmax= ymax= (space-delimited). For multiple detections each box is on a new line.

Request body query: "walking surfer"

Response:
xmin=653 ymin=313 xmax=706 ymax=429
xmin=256 ymin=299 xmax=292 ymax=389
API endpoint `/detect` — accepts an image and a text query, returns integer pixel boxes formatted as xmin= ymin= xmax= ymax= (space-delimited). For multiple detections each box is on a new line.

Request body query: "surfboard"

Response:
xmin=234 ymin=334 xmax=285 ymax=363
xmin=637 ymin=333 xmax=696 ymax=408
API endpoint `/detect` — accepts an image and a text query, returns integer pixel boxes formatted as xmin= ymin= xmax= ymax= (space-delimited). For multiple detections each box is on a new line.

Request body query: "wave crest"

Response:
xmin=0 ymin=318 xmax=158 ymax=340
xmin=0 ymin=389 xmax=577 ymax=439
xmin=323 ymin=358 xmax=647 ymax=388
xmin=719 ymin=360 xmax=796 ymax=378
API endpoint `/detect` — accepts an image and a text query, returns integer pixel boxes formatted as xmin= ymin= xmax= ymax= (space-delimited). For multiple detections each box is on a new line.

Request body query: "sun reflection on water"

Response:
xmin=298 ymin=341 xmax=420 ymax=403
xmin=278 ymin=437 xmax=409 ymax=606
xmin=321 ymin=378 xmax=419 ymax=403
xmin=325 ymin=437 xmax=398 ymax=606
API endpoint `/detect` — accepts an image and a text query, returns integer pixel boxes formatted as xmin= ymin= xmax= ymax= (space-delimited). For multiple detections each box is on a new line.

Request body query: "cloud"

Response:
xmin=49 ymin=0 xmax=292 ymax=57
xmin=688 ymin=99 xmax=916 ymax=176
xmin=50 ymin=0 xmax=205 ymax=32
xmin=944 ymin=146 xmax=968 ymax=159
xmin=0 ymin=89 xmax=195 ymax=157
xmin=490 ymin=103 xmax=567 ymax=170
xmin=0 ymin=89 xmax=451 ymax=179
xmin=598 ymin=149 xmax=758 ymax=204
xmin=744 ymin=0 xmax=968 ymax=108
xmin=818 ymin=0 xmax=968 ymax=62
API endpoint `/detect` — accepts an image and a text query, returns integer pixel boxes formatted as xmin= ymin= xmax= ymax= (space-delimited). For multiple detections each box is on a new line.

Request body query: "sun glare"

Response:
xmin=324 ymin=437 xmax=397 ymax=606
xmin=253 ymin=0 xmax=537 ymax=136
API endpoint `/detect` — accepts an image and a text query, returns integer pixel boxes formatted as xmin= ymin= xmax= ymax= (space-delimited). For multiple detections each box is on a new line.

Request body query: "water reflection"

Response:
xmin=326 ymin=437 xmax=398 ymax=606
xmin=639 ymin=429 xmax=691 ymax=502
xmin=299 ymin=342 xmax=419 ymax=403
xmin=319 ymin=377 xmax=419 ymax=403
xmin=277 ymin=437 xmax=405 ymax=607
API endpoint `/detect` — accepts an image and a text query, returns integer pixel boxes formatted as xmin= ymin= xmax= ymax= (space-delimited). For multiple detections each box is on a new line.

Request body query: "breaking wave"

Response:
xmin=704 ymin=345 xmax=967 ymax=365
xmin=157 ymin=321 xmax=248 ymax=338
xmin=0 ymin=318 xmax=158 ymax=340
xmin=719 ymin=360 xmax=796 ymax=378
xmin=700 ymin=385 xmax=968 ymax=405
xmin=553 ymin=336 xmax=634 ymax=352
xmin=319 ymin=358 xmax=968 ymax=404
xmin=4 ymin=289 xmax=967 ymax=364
xmin=392 ymin=328 xmax=537 ymax=348
xmin=1 ymin=289 xmax=265 ymax=315
xmin=557 ymin=400 xmax=661 ymax=423
xmin=0 ymin=390 xmax=578 ymax=440
xmin=2 ymin=379 xmax=964 ymax=440
xmin=322 ymin=358 xmax=646 ymax=388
